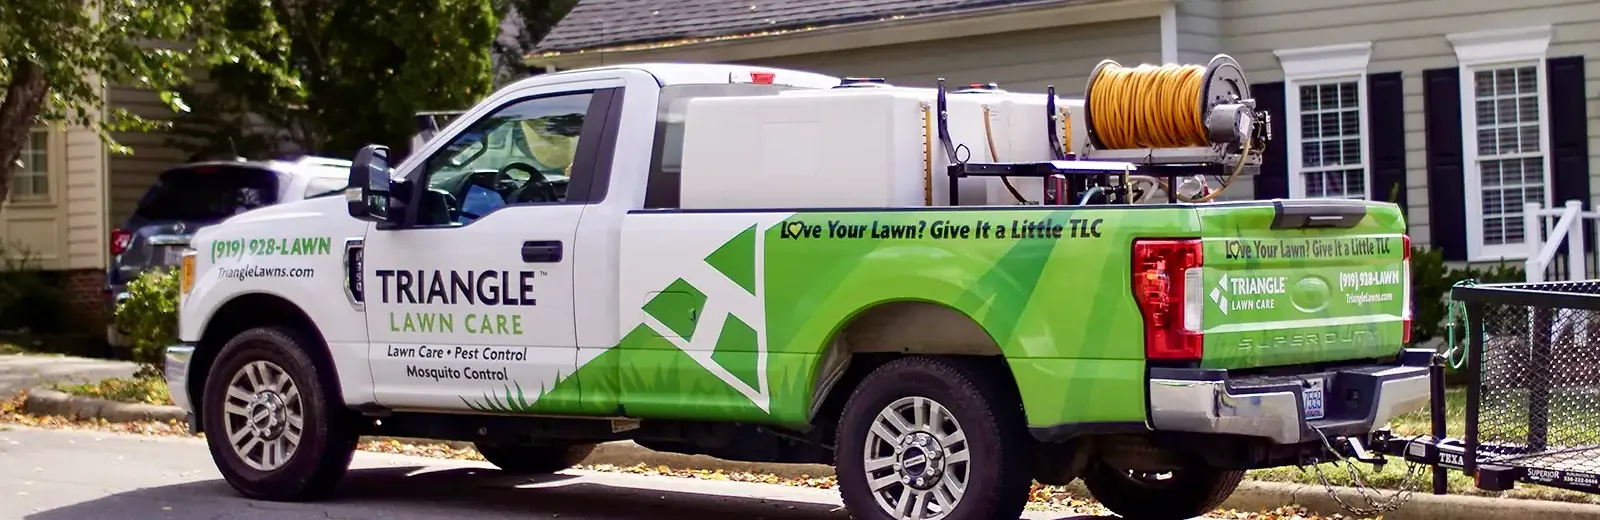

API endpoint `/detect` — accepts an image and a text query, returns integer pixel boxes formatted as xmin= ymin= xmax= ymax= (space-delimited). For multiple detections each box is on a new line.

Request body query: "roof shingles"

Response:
xmin=535 ymin=0 xmax=1085 ymax=54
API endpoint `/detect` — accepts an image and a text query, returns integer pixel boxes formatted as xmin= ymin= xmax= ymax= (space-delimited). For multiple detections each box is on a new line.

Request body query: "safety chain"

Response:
xmin=1294 ymin=279 xmax=1484 ymax=517
xmin=1302 ymin=426 xmax=1429 ymax=517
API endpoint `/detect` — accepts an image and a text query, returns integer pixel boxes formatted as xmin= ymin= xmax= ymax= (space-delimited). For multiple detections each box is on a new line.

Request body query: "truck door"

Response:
xmin=364 ymin=81 xmax=622 ymax=413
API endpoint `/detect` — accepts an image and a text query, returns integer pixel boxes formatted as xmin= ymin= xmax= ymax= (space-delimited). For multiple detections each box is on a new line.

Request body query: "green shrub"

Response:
xmin=1408 ymin=246 xmax=1526 ymax=346
xmin=115 ymin=268 xmax=180 ymax=378
xmin=0 ymin=242 xmax=67 ymax=333
xmin=1407 ymin=246 xmax=1526 ymax=385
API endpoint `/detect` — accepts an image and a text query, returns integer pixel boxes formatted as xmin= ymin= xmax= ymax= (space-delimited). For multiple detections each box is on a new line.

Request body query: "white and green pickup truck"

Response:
xmin=165 ymin=61 xmax=1431 ymax=520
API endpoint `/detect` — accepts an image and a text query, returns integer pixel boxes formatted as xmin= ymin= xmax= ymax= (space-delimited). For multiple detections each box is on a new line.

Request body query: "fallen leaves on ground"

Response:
xmin=51 ymin=376 xmax=173 ymax=406
xmin=0 ymin=394 xmax=1382 ymax=519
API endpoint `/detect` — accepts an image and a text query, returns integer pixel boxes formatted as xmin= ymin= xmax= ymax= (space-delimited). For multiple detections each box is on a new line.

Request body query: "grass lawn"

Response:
xmin=1245 ymin=387 xmax=1600 ymax=504
xmin=52 ymin=375 xmax=172 ymax=406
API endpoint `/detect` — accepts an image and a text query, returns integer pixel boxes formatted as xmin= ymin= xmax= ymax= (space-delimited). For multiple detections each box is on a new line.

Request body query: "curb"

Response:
xmin=21 ymin=398 xmax=1600 ymax=520
xmin=1223 ymin=480 xmax=1600 ymax=520
xmin=22 ymin=388 xmax=187 ymax=424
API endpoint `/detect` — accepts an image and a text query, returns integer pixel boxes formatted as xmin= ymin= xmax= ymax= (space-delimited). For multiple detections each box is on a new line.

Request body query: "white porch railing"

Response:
xmin=1524 ymin=200 xmax=1596 ymax=283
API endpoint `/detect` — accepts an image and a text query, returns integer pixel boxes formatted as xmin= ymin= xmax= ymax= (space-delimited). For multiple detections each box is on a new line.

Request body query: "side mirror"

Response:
xmin=347 ymin=145 xmax=392 ymax=222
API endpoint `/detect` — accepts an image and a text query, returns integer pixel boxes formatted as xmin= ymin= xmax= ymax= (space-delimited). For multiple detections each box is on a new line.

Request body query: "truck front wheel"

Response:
xmin=1082 ymin=461 xmax=1244 ymax=520
xmin=202 ymin=327 xmax=357 ymax=501
xmin=475 ymin=442 xmax=596 ymax=474
xmin=835 ymin=356 xmax=1031 ymax=520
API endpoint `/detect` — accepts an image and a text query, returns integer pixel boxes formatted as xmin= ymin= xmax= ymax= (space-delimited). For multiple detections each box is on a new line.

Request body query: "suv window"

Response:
xmin=304 ymin=177 xmax=346 ymax=198
xmin=417 ymin=91 xmax=594 ymax=226
xmin=644 ymin=84 xmax=802 ymax=209
xmin=133 ymin=166 xmax=280 ymax=222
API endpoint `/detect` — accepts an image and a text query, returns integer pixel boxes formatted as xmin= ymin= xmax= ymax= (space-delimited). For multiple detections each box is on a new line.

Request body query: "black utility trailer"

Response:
xmin=1376 ymin=281 xmax=1600 ymax=496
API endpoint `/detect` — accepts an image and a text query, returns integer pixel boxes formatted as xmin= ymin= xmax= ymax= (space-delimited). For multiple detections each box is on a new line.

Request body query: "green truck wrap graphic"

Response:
xmin=463 ymin=203 xmax=1408 ymax=431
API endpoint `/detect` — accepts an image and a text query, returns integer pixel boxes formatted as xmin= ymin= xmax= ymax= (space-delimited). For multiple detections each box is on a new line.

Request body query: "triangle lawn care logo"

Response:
xmin=1211 ymin=273 xmax=1231 ymax=315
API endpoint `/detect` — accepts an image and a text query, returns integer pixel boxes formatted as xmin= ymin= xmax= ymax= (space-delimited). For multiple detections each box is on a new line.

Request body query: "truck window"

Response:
xmin=417 ymin=91 xmax=595 ymax=226
xmin=644 ymin=84 xmax=803 ymax=209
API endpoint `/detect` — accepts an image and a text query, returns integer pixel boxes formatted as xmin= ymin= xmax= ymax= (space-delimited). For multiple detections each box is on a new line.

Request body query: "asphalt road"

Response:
xmin=0 ymin=426 xmax=1107 ymax=520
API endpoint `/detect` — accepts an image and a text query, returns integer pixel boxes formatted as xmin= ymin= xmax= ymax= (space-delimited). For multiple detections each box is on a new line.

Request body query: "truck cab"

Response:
xmin=166 ymin=62 xmax=1430 ymax=520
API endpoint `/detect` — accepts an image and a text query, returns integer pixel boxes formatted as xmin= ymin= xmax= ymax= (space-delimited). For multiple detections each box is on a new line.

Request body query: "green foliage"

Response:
xmin=0 ymin=242 xmax=67 ymax=334
xmin=114 ymin=268 xmax=180 ymax=377
xmin=0 ymin=0 xmax=284 ymax=190
xmin=169 ymin=0 xmax=503 ymax=160
xmin=489 ymin=0 xmax=579 ymax=84
xmin=1408 ymin=246 xmax=1525 ymax=346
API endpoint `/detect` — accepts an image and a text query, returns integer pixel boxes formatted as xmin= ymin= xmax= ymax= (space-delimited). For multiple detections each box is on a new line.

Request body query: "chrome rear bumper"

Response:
xmin=1148 ymin=349 xmax=1433 ymax=444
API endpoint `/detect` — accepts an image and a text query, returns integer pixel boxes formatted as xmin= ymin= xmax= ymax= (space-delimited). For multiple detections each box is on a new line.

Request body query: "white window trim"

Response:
xmin=1274 ymin=42 xmax=1374 ymax=200
xmin=4 ymin=127 xmax=60 ymax=208
xmin=1448 ymin=25 xmax=1554 ymax=262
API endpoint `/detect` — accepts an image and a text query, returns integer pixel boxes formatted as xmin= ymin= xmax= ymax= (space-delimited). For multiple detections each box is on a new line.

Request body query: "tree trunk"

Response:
xmin=0 ymin=60 xmax=52 ymax=205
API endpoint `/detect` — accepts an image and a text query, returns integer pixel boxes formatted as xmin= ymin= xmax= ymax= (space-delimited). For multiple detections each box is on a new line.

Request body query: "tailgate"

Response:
xmin=1198 ymin=200 xmax=1409 ymax=370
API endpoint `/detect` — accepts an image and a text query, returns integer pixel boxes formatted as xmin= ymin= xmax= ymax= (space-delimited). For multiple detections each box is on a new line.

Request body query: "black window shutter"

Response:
xmin=1367 ymin=72 xmax=1407 ymax=220
xmin=1546 ymin=56 xmax=1592 ymax=263
xmin=1548 ymin=56 xmax=1590 ymax=215
xmin=1252 ymin=81 xmax=1288 ymax=200
xmin=1423 ymin=67 xmax=1468 ymax=261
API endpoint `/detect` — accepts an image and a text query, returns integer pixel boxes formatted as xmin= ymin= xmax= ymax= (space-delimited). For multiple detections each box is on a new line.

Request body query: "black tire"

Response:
xmin=835 ymin=356 xmax=1031 ymax=520
xmin=202 ymin=326 xmax=358 ymax=501
xmin=1082 ymin=461 xmax=1244 ymax=520
xmin=475 ymin=442 xmax=596 ymax=474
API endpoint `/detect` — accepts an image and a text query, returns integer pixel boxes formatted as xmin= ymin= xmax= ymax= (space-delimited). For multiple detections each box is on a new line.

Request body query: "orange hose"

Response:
xmin=1089 ymin=63 xmax=1209 ymax=150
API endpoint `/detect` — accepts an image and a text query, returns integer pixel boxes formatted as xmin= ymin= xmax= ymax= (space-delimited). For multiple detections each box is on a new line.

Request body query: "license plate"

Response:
xmin=1303 ymin=378 xmax=1326 ymax=420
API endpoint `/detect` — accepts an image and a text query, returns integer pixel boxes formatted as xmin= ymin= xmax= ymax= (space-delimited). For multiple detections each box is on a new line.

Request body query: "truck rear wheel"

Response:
xmin=1082 ymin=461 xmax=1243 ymax=520
xmin=475 ymin=442 xmax=596 ymax=474
xmin=835 ymin=356 xmax=1030 ymax=520
xmin=202 ymin=326 xmax=357 ymax=501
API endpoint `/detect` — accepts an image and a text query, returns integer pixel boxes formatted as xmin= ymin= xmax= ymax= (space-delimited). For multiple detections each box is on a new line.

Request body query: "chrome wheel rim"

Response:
xmin=863 ymin=396 xmax=970 ymax=520
xmin=221 ymin=360 xmax=304 ymax=471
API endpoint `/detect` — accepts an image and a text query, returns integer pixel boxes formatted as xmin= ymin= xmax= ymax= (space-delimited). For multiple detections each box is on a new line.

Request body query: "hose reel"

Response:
xmin=1082 ymin=54 xmax=1269 ymax=156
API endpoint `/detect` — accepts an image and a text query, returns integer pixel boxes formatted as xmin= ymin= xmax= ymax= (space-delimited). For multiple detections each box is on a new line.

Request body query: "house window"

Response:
xmin=1472 ymin=65 xmax=1545 ymax=247
xmin=1274 ymin=42 xmax=1373 ymax=200
xmin=1448 ymin=25 xmax=1553 ymax=261
xmin=10 ymin=129 xmax=49 ymax=201
xmin=1298 ymin=81 xmax=1365 ymax=199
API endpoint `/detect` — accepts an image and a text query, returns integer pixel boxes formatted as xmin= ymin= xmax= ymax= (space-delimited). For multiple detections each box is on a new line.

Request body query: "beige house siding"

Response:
xmin=1176 ymin=0 xmax=1222 ymax=65
xmin=106 ymin=85 xmax=195 ymax=226
xmin=64 ymin=126 xmax=108 ymax=270
xmin=1210 ymin=0 xmax=1600 ymax=255
xmin=745 ymin=18 xmax=1163 ymax=97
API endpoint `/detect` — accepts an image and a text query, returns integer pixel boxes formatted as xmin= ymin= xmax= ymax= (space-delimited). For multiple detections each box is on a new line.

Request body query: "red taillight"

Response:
xmin=1401 ymin=234 xmax=1413 ymax=344
xmin=1132 ymin=239 xmax=1205 ymax=361
xmin=110 ymin=229 xmax=134 ymax=256
xmin=750 ymin=71 xmax=775 ymax=84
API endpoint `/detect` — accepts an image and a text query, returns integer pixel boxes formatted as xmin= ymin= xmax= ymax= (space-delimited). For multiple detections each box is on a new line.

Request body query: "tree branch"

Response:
xmin=0 ymin=60 xmax=51 ymax=204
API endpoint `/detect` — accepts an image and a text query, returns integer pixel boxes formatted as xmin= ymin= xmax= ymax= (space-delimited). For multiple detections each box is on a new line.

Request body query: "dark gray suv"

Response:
xmin=104 ymin=156 xmax=349 ymax=346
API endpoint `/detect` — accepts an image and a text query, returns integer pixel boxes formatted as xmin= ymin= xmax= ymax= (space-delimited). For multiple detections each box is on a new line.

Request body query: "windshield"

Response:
xmin=134 ymin=166 xmax=280 ymax=221
xmin=644 ymin=84 xmax=804 ymax=209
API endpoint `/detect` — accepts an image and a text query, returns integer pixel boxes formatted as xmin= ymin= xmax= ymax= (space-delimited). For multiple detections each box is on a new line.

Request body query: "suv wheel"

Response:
xmin=203 ymin=327 xmax=357 ymax=501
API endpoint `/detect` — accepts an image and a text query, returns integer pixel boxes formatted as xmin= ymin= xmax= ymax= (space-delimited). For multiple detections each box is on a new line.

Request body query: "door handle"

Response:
xmin=521 ymin=240 xmax=563 ymax=263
